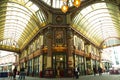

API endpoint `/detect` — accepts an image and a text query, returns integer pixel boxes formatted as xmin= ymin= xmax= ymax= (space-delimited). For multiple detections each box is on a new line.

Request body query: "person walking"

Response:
xmin=74 ymin=66 xmax=80 ymax=79
xmin=19 ymin=67 xmax=25 ymax=80
xmin=13 ymin=66 xmax=17 ymax=80
xmin=98 ymin=66 xmax=102 ymax=76
xmin=93 ymin=65 xmax=97 ymax=76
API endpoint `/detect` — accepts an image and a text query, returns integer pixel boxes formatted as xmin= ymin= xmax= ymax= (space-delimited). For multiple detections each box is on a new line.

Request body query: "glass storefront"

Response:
xmin=52 ymin=53 xmax=66 ymax=77
xmin=75 ymin=55 xmax=85 ymax=75
xmin=34 ymin=57 xmax=39 ymax=76
xmin=28 ymin=59 xmax=32 ymax=76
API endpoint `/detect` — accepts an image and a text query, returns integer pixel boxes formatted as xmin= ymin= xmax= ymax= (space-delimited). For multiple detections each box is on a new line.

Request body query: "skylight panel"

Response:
xmin=30 ymin=4 xmax=39 ymax=12
xmin=41 ymin=0 xmax=51 ymax=6
xmin=93 ymin=3 xmax=106 ymax=9
xmin=4 ymin=2 xmax=31 ymax=42
xmin=24 ymin=0 xmax=29 ymax=3
xmin=26 ymin=1 xmax=32 ymax=7
xmin=80 ymin=6 xmax=92 ymax=16
xmin=81 ymin=3 xmax=114 ymax=30
xmin=72 ymin=2 xmax=119 ymax=46
xmin=41 ymin=0 xmax=73 ymax=9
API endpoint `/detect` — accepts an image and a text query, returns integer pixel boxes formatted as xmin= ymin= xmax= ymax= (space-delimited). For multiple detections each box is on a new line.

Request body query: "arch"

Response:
xmin=71 ymin=2 xmax=120 ymax=48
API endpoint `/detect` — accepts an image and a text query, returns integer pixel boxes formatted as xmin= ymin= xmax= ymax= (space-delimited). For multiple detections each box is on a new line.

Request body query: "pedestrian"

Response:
xmin=93 ymin=65 xmax=97 ymax=76
xmin=8 ymin=69 xmax=13 ymax=79
xmin=98 ymin=66 xmax=102 ymax=76
xmin=19 ymin=67 xmax=25 ymax=80
xmin=13 ymin=66 xmax=17 ymax=80
xmin=74 ymin=66 xmax=80 ymax=79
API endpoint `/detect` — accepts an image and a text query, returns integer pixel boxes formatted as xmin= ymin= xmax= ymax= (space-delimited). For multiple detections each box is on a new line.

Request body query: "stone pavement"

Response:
xmin=0 ymin=73 xmax=120 ymax=80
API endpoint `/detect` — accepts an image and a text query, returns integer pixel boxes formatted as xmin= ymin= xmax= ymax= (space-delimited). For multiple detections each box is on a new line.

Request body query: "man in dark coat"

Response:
xmin=93 ymin=65 xmax=97 ymax=76
xmin=19 ymin=67 xmax=25 ymax=80
xmin=13 ymin=66 xmax=17 ymax=79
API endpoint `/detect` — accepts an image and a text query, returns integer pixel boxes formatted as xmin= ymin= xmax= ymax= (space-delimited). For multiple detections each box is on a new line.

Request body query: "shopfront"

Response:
xmin=52 ymin=53 xmax=66 ymax=77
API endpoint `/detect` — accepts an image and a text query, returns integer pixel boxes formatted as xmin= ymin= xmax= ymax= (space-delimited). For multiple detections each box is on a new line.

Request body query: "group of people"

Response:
xmin=11 ymin=66 xmax=25 ymax=80
xmin=93 ymin=66 xmax=103 ymax=76
xmin=74 ymin=65 xmax=103 ymax=79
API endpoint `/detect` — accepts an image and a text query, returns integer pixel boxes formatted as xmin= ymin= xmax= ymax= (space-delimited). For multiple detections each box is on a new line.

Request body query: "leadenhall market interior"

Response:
xmin=0 ymin=0 xmax=120 ymax=78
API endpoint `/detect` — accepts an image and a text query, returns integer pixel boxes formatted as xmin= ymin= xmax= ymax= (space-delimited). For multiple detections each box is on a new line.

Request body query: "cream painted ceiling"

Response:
xmin=0 ymin=0 xmax=120 ymax=52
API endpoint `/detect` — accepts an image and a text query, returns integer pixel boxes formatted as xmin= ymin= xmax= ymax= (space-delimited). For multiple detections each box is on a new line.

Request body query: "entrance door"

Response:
xmin=52 ymin=53 xmax=66 ymax=77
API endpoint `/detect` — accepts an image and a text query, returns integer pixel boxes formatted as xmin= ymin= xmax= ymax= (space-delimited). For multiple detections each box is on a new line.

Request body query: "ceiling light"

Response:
xmin=103 ymin=44 xmax=106 ymax=48
xmin=61 ymin=4 xmax=69 ymax=13
xmin=12 ymin=43 xmax=15 ymax=48
xmin=61 ymin=0 xmax=81 ymax=13
xmin=73 ymin=0 xmax=81 ymax=8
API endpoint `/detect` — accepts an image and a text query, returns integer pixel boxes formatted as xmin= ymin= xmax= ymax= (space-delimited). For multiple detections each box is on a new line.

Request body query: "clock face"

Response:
xmin=56 ymin=15 xmax=63 ymax=24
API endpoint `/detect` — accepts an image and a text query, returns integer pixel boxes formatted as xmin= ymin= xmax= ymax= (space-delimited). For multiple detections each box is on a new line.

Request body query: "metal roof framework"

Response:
xmin=71 ymin=2 xmax=120 ymax=48
xmin=0 ymin=0 xmax=120 ymax=52
xmin=0 ymin=0 xmax=48 ymax=52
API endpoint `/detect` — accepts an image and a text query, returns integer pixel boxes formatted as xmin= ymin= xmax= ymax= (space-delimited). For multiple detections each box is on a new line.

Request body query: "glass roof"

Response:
xmin=1 ymin=0 xmax=120 ymax=52
xmin=72 ymin=2 xmax=120 ymax=47
xmin=41 ymin=0 xmax=74 ymax=8
xmin=0 ymin=0 xmax=48 ymax=51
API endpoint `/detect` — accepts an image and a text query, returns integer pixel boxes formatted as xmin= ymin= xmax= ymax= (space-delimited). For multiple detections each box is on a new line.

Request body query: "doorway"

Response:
xmin=52 ymin=53 xmax=66 ymax=77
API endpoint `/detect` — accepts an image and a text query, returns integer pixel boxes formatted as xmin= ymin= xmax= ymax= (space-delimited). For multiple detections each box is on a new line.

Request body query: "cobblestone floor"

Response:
xmin=1 ymin=73 xmax=120 ymax=80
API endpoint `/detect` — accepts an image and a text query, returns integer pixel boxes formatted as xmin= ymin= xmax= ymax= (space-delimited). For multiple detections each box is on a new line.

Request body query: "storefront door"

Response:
xmin=52 ymin=53 xmax=66 ymax=77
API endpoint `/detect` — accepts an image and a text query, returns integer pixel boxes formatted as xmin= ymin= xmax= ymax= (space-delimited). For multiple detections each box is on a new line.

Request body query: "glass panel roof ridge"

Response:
xmin=72 ymin=2 xmax=120 ymax=47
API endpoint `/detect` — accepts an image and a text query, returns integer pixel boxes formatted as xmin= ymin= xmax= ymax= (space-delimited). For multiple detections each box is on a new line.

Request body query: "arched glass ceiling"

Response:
xmin=41 ymin=0 xmax=74 ymax=8
xmin=0 ymin=0 xmax=48 ymax=51
xmin=103 ymin=38 xmax=120 ymax=47
xmin=72 ymin=2 xmax=120 ymax=47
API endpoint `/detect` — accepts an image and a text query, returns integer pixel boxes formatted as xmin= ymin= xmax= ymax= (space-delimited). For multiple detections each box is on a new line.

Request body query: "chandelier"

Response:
xmin=61 ymin=0 xmax=81 ymax=13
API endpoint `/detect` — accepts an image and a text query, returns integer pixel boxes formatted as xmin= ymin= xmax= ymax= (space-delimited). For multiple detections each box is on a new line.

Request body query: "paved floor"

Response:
xmin=0 ymin=73 xmax=120 ymax=80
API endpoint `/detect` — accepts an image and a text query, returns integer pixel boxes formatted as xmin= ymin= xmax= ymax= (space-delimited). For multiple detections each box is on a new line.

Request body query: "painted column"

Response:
xmin=46 ymin=27 xmax=52 ymax=68
xmin=67 ymin=28 xmax=74 ymax=68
